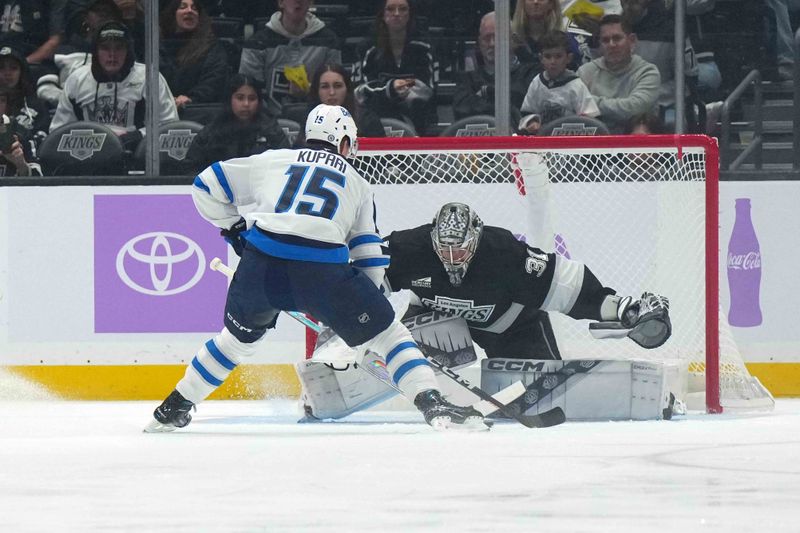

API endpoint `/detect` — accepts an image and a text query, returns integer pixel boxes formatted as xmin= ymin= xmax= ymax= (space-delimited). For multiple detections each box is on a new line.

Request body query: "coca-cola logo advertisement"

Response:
xmin=727 ymin=197 xmax=763 ymax=327
xmin=727 ymin=251 xmax=761 ymax=271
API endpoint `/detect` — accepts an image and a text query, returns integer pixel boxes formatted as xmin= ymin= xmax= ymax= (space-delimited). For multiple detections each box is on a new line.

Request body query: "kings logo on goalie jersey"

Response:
xmin=420 ymin=295 xmax=496 ymax=322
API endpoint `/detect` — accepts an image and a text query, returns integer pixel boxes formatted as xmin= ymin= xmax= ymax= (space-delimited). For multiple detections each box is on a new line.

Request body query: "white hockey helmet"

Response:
xmin=431 ymin=202 xmax=484 ymax=286
xmin=305 ymin=104 xmax=359 ymax=156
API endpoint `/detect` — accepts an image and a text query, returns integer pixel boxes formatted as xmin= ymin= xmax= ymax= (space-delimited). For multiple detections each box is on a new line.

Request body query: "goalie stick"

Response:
xmin=208 ymin=258 xmax=565 ymax=428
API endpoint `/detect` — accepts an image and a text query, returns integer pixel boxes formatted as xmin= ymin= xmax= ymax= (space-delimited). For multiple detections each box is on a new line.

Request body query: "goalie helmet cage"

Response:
xmin=345 ymin=134 xmax=774 ymax=414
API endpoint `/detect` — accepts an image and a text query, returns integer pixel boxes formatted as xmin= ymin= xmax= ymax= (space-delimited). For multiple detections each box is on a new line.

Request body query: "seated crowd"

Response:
xmin=0 ymin=0 xmax=793 ymax=176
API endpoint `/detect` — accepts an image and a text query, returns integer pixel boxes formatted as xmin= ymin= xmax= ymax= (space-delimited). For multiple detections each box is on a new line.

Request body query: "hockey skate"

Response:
xmin=143 ymin=390 xmax=195 ymax=433
xmin=414 ymin=389 xmax=489 ymax=431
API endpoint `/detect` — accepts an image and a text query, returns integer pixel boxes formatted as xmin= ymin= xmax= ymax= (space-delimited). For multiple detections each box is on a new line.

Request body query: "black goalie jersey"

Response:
xmin=385 ymin=224 xmax=557 ymax=336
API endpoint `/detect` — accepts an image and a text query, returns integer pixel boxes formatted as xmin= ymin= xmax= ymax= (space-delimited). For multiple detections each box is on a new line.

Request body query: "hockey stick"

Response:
xmin=209 ymin=258 xmax=564 ymax=427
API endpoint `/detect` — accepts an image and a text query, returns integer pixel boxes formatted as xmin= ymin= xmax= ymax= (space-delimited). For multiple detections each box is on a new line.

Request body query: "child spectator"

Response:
xmin=238 ymin=0 xmax=341 ymax=117
xmin=355 ymin=0 xmax=438 ymax=135
xmin=518 ymin=31 xmax=599 ymax=134
xmin=185 ymin=74 xmax=290 ymax=172
xmin=159 ymin=0 xmax=228 ymax=109
xmin=49 ymin=21 xmax=178 ymax=150
xmin=0 ymin=46 xmax=49 ymax=157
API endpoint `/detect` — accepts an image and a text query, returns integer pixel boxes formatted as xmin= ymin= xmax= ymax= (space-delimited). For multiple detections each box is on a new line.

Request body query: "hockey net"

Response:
xmin=352 ymin=135 xmax=773 ymax=413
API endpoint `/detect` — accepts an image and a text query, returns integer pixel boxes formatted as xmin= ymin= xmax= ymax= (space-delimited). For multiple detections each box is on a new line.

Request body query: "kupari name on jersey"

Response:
xmin=420 ymin=295 xmax=495 ymax=322
xmin=296 ymin=149 xmax=348 ymax=173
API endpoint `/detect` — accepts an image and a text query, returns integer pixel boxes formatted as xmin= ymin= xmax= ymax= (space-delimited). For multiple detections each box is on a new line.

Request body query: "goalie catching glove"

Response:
xmin=589 ymin=292 xmax=671 ymax=349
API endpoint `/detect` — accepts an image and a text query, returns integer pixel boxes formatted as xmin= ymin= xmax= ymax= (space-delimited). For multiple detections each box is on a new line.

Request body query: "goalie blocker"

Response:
xmin=298 ymin=310 xmax=479 ymax=421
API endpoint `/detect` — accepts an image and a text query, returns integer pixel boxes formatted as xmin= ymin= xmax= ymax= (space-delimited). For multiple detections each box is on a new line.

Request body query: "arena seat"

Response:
xmin=380 ymin=117 xmax=417 ymax=137
xmin=538 ymin=115 xmax=611 ymax=136
xmin=439 ymin=115 xmax=496 ymax=137
xmin=39 ymin=122 xmax=125 ymax=176
xmin=132 ymin=120 xmax=205 ymax=175
xmin=277 ymin=118 xmax=302 ymax=146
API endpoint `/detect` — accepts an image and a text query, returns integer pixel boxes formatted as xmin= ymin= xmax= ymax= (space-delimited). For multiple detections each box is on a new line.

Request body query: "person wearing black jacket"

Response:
xmin=159 ymin=0 xmax=228 ymax=108
xmin=355 ymin=0 xmax=438 ymax=135
xmin=0 ymin=45 xmax=49 ymax=174
xmin=452 ymin=11 xmax=535 ymax=124
xmin=185 ymin=74 xmax=289 ymax=173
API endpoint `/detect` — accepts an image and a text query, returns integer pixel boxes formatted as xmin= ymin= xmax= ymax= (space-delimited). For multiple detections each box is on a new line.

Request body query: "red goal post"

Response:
xmin=349 ymin=134 xmax=773 ymax=414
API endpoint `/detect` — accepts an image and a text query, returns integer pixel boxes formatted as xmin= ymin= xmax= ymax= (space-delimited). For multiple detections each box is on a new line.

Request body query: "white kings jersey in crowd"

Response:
xmin=191 ymin=147 xmax=387 ymax=286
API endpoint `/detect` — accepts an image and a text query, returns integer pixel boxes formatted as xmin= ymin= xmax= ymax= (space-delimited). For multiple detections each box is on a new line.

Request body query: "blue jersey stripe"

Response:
xmin=353 ymin=257 xmax=390 ymax=269
xmin=386 ymin=341 xmax=417 ymax=364
xmin=193 ymin=176 xmax=210 ymax=194
xmin=246 ymin=229 xmax=349 ymax=263
xmin=211 ymin=162 xmax=234 ymax=203
xmin=205 ymin=340 xmax=236 ymax=371
xmin=192 ymin=357 xmax=223 ymax=387
xmin=393 ymin=359 xmax=430 ymax=384
xmin=348 ymin=234 xmax=383 ymax=249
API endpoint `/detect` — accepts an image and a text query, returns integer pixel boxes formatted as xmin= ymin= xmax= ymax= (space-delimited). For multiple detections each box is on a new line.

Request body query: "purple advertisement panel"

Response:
xmin=94 ymin=194 xmax=228 ymax=333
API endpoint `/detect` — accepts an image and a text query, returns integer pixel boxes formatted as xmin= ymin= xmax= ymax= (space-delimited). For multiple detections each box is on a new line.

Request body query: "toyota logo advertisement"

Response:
xmin=115 ymin=232 xmax=205 ymax=296
xmin=94 ymin=194 xmax=228 ymax=333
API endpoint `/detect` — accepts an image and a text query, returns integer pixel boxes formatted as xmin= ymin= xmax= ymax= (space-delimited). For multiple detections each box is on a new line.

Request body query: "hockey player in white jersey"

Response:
xmin=145 ymin=104 xmax=485 ymax=432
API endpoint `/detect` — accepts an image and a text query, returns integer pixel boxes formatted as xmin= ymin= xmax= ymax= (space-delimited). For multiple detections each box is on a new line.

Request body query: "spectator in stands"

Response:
xmin=38 ymin=0 xmax=121 ymax=109
xmin=301 ymin=63 xmax=384 ymax=139
xmin=0 ymin=1 xmax=66 ymax=65
xmin=510 ymin=0 xmax=589 ymax=72
xmin=0 ymin=45 xmax=50 ymax=153
xmin=185 ymin=74 xmax=289 ymax=172
xmin=0 ymin=89 xmax=43 ymax=176
xmin=159 ymin=0 xmax=227 ymax=109
xmin=355 ymin=0 xmax=438 ymax=135
xmin=238 ymin=0 xmax=341 ymax=117
xmin=518 ymin=31 xmax=599 ymax=135
xmin=49 ymin=21 xmax=178 ymax=150
xmin=453 ymin=11 xmax=536 ymax=123
xmin=577 ymin=15 xmax=660 ymax=134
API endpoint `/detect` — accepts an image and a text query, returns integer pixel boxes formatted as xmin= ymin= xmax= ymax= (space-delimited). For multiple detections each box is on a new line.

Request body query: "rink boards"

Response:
xmin=0 ymin=182 xmax=799 ymax=399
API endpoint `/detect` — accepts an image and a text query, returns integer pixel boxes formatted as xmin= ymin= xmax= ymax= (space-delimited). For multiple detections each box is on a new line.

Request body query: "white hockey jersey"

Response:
xmin=49 ymin=62 xmax=178 ymax=134
xmin=192 ymin=147 xmax=388 ymax=284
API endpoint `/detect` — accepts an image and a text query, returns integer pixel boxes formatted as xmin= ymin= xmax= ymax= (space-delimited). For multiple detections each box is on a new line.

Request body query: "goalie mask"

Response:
xmin=305 ymin=104 xmax=359 ymax=157
xmin=431 ymin=202 xmax=484 ymax=286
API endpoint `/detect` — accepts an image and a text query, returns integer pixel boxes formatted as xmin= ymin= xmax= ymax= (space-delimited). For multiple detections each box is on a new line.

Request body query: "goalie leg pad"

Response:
xmin=297 ymin=353 xmax=398 ymax=421
xmin=480 ymin=358 xmax=675 ymax=420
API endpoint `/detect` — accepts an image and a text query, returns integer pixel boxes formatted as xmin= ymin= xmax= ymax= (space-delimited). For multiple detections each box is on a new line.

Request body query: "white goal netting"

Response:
xmin=353 ymin=135 xmax=773 ymax=413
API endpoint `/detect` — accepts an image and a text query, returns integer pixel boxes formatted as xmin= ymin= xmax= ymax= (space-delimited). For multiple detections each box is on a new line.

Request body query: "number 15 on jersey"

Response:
xmin=275 ymin=164 xmax=346 ymax=220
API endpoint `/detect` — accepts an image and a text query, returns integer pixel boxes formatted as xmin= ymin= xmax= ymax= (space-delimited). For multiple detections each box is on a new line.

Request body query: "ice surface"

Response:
xmin=1 ymin=398 xmax=799 ymax=532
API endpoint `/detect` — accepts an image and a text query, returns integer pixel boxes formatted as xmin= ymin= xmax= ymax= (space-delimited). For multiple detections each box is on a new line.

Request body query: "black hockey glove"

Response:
xmin=221 ymin=217 xmax=247 ymax=256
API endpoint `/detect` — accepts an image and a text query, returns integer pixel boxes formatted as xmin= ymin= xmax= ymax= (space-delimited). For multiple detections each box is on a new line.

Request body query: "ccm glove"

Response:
xmin=220 ymin=217 xmax=248 ymax=256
